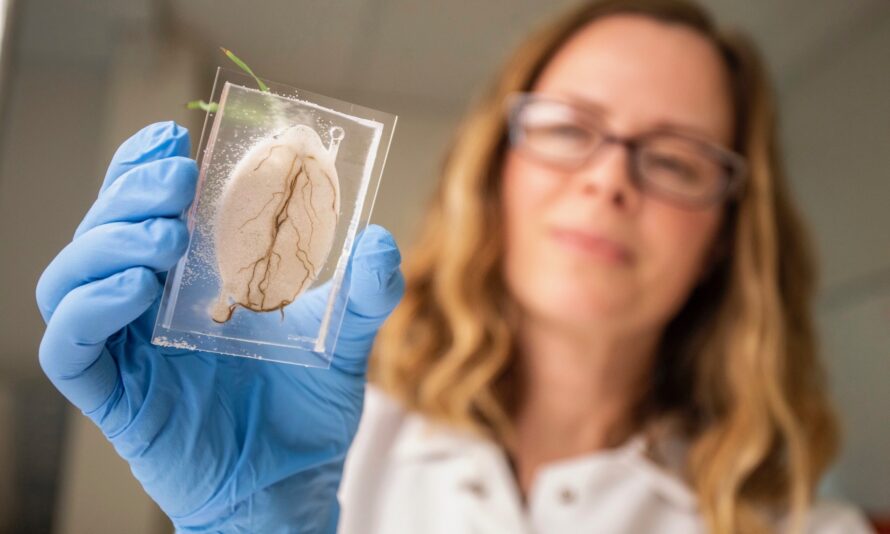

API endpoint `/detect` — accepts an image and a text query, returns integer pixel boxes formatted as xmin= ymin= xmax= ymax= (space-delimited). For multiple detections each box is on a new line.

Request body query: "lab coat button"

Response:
xmin=558 ymin=487 xmax=577 ymax=504
xmin=459 ymin=479 xmax=487 ymax=499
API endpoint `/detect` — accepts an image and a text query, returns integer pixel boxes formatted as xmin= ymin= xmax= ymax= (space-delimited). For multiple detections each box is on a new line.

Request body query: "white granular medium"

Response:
xmin=210 ymin=124 xmax=343 ymax=323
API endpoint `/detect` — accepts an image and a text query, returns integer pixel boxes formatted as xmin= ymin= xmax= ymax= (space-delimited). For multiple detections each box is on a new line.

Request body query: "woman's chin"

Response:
xmin=506 ymin=266 xmax=642 ymax=326
xmin=521 ymin=285 xmax=638 ymax=328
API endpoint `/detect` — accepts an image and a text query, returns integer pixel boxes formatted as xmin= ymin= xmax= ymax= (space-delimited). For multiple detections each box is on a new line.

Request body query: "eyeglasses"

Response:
xmin=504 ymin=92 xmax=748 ymax=209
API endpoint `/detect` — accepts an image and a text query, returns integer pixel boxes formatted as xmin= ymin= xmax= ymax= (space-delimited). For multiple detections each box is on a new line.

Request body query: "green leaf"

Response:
xmin=220 ymin=47 xmax=270 ymax=93
xmin=186 ymin=100 xmax=219 ymax=113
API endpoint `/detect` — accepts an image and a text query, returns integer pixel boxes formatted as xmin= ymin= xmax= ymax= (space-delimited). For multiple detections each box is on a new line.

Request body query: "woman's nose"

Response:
xmin=572 ymin=140 xmax=642 ymax=212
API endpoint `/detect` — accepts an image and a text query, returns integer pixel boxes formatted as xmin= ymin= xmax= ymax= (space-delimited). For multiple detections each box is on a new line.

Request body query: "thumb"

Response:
xmin=332 ymin=224 xmax=404 ymax=375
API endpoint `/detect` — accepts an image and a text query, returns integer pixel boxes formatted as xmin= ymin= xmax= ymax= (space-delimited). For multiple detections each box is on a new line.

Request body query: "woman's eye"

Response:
xmin=527 ymin=125 xmax=593 ymax=150
xmin=544 ymin=124 xmax=590 ymax=140
xmin=521 ymin=120 xmax=594 ymax=154
xmin=648 ymin=154 xmax=698 ymax=181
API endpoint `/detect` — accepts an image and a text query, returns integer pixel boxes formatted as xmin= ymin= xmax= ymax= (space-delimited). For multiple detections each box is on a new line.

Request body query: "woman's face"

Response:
xmin=501 ymin=14 xmax=734 ymax=337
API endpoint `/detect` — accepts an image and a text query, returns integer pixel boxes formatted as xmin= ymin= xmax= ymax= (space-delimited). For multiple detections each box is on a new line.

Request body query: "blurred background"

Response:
xmin=0 ymin=0 xmax=887 ymax=532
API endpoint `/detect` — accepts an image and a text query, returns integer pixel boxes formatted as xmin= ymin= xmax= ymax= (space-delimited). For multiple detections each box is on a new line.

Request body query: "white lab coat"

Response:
xmin=338 ymin=385 xmax=875 ymax=534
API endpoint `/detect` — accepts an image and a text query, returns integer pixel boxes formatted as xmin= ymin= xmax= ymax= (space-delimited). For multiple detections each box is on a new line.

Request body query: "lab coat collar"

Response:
xmin=392 ymin=411 xmax=493 ymax=462
xmin=391 ymin=411 xmax=699 ymax=512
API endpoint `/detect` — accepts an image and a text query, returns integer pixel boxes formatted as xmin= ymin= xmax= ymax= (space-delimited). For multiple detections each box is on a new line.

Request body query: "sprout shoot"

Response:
xmin=185 ymin=47 xmax=269 ymax=112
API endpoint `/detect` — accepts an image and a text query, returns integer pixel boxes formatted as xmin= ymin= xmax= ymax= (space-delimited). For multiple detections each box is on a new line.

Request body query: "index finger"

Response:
xmin=101 ymin=121 xmax=191 ymax=194
xmin=73 ymin=121 xmax=191 ymax=239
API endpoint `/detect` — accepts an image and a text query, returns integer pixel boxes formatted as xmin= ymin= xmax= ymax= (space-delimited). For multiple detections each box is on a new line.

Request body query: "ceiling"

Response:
xmin=170 ymin=0 xmax=889 ymax=109
xmin=17 ymin=0 xmax=890 ymax=110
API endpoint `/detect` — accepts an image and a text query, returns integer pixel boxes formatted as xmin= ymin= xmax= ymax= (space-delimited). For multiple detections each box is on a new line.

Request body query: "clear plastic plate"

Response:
xmin=152 ymin=66 xmax=397 ymax=367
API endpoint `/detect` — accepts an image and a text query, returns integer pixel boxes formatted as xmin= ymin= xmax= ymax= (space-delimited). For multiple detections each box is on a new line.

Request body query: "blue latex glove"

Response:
xmin=35 ymin=121 xmax=405 ymax=533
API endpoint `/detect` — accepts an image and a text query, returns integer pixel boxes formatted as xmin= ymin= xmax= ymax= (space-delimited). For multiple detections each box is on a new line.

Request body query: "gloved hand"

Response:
xmin=35 ymin=121 xmax=404 ymax=533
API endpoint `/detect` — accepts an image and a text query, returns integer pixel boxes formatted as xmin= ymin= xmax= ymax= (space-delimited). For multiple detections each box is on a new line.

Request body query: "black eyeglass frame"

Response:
xmin=504 ymin=91 xmax=748 ymax=210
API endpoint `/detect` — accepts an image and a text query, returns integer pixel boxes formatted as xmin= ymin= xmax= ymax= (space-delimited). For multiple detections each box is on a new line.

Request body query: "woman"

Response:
xmin=35 ymin=0 xmax=874 ymax=533
xmin=345 ymin=1 xmax=874 ymax=532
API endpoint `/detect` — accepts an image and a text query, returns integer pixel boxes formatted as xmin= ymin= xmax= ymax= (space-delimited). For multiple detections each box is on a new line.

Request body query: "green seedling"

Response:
xmin=186 ymin=47 xmax=270 ymax=112
xmin=186 ymin=100 xmax=218 ymax=113
xmin=219 ymin=47 xmax=270 ymax=93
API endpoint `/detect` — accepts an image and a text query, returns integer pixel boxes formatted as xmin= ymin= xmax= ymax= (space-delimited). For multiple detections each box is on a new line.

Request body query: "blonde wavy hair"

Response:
xmin=369 ymin=0 xmax=840 ymax=532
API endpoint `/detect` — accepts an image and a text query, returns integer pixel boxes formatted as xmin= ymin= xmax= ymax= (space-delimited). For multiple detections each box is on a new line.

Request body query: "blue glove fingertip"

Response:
xmin=352 ymin=225 xmax=401 ymax=291
xmin=140 ymin=217 xmax=190 ymax=271
xmin=146 ymin=121 xmax=191 ymax=158
xmin=101 ymin=122 xmax=192 ymax=194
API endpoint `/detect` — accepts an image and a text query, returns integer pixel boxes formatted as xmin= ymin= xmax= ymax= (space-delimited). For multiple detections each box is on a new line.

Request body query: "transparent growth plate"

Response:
xmin=152 ymin=67 xmax=397 ymax=367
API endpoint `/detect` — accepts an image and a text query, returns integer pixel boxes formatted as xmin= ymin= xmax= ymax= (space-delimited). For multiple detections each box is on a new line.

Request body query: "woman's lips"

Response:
xmin=549 ymin=227 xmax=633 ymax=264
